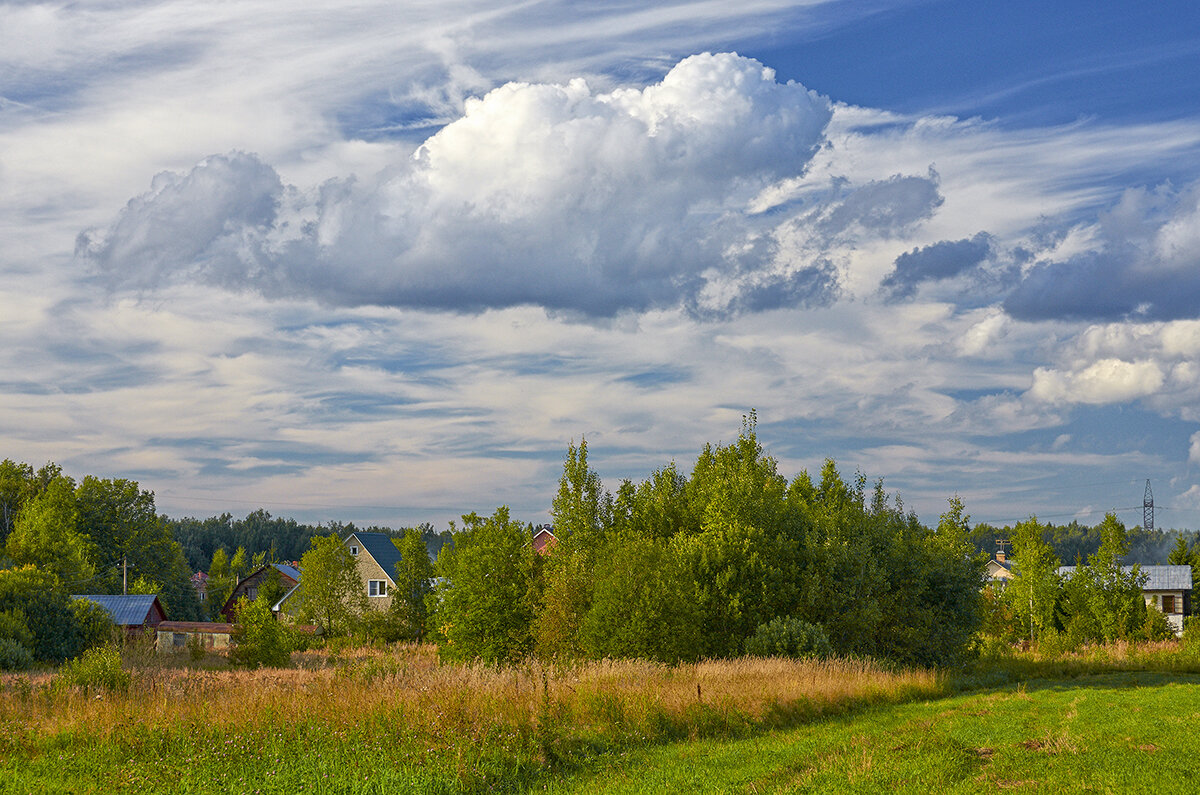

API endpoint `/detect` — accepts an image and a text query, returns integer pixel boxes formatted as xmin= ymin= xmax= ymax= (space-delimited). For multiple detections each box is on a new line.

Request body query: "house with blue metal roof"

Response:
xmin=346 ymin=532 xmax=404 ymax=610
xmin=220 ymin=563 xmax=302 ymax=621
xmin=72 ymin=593 xmax=166 ymax=636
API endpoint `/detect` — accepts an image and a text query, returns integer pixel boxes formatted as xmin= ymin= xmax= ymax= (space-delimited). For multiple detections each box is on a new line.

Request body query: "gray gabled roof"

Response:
xmin=271 ymin=562 xmax=301 ymax=582
xmin=1056 ymin=564 xmax=1192 ymax=591
xmin=347 ymin=532 xmax=403 ymax=585
xmin=1140 ymin=565 xmax=1193 ymax=591
xmin=72 ymin=594 xmax=163 ymax=626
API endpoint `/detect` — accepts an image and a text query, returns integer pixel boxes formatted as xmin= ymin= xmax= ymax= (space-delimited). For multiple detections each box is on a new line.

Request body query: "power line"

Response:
xmin=978 ymin=504 xmax=1144 ymax=527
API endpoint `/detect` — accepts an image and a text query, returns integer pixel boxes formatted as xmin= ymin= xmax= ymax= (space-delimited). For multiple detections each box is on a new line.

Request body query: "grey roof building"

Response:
xmin=72 ymin=593 xmax=166 ymax=632
xmin=1056 ymin=564 xmax=1192 ymax=636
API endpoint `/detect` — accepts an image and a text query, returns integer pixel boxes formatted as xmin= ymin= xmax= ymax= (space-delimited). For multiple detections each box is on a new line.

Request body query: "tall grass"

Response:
xmin=960 ymin=636 xmax=1200 ymax=689
xmin=0 ymin=645 xmax=945 ymax=793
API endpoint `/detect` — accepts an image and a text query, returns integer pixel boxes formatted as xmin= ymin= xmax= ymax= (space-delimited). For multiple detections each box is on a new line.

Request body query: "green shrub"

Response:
xmin=1183 ymin=616 xmax=1200 ymax=649
xmin=285 ymin=623 xmax=321 ymax=652
xmin=355 ymin=608 xmax=409 ymax=645
xmin=229 ymin=597 xmax=292 ymax=668
xmin=0 ymin=567 xmax=84 ymax=662
xmin=0 ymin=608 xmax=33 ymax=648
xmin=71 ymin=598 xmax=119 ymax=651
xmin=56 ymin=645 xmax=131 ymax=693
xmin=745 ymin=617 xmax=832 ymax=660
xmin=1140 ymin=604 xmax=1174 ymax=642
xmin=0 ymin=637 xmax=34 ymax=671
xmin=1036 ymin=627 xmax=1071 ymax=658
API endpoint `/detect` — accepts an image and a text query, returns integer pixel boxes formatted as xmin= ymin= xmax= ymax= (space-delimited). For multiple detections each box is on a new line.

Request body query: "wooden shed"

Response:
xmin=72 ymin=594 xmax=166 ymax=638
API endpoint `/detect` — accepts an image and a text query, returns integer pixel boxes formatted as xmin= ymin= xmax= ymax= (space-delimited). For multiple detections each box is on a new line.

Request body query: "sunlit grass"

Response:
xmin=9 ymin=638 xmax=1197 ymax=793
xmin=0 ymin=645 xmax=944 ymax=793
xmin=549 ymin=671 xmax=1200 ymax=794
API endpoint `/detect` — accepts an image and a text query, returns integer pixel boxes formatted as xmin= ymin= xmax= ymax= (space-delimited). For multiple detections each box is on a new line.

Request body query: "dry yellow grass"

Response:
xmin=0 ymin=645 xmax=944 ymax=749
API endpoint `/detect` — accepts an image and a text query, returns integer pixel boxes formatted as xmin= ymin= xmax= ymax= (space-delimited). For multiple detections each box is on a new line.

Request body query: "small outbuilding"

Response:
xmin=156 ymin=621 xmax=235 ymax=653
xmin=72 ymin=593 xmax=166 ymax=638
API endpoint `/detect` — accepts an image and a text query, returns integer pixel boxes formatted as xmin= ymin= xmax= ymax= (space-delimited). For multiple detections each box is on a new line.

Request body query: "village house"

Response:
xmin=190 ymin=570 xmax=208 ymax=604
xmin=532 ymin=525 xmax=557 ymax=556
xmin=345 ymin=532 xmax=403 ymax=610
xmin=218 ymin=563 xmax=301 ymax=621
xmin=1057 ymin=564 xmax=1192 ymax=636
xmin=985 ymin=549 xmax=1015 ymax=586
xmin=72 ymin=593 xmax=166 ymax=638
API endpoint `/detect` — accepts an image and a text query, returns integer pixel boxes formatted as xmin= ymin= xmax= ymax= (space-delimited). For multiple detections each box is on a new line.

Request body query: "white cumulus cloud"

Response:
xmin=1028 ymin=358 xmax=1165 ymax=405
xmin=80 ymin=53 xmax=844 ymax=317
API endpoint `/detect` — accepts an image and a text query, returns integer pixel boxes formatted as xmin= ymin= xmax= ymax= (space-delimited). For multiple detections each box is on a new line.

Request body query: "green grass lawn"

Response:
xmin=4 ymin=668 xmax=1198 ymax=793
xmin=549 ymin=673 xmax=1200 ymax=794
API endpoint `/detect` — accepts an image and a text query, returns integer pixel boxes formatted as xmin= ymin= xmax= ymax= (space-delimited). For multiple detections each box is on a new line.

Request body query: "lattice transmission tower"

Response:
xmin=1143 ymin=479 xmax=1154 ymax=533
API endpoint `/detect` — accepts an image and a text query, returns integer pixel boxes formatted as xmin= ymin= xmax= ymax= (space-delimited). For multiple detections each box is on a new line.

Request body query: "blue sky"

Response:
xmin=3 ymin=0 xmax=1200 ymax=533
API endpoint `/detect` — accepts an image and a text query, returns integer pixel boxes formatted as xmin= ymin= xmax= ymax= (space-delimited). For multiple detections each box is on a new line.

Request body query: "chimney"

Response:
xmin=996 ymin=550 xmax=1006 ymax=564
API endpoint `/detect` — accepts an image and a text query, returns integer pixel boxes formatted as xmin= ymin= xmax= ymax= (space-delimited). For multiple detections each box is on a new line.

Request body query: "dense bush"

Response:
xmin=0 ymin=567 xmax=84 ymax=662
xmin=354 ymin=608 xmax=409 ymax=645
xmin=0 ymin=637 xmax=33 ymax=671
xmin=72 ymin=598 xmax=119 ymax=651
xmin=56 ymin=645 xmax=130 ymax=693
xmin=745 ymin=616 xmax=832 ymax=660
xmin=1141 ymin=604 xmax=1174 ymax=641
xmin=229 ymin=597 xmax=292 ymax=668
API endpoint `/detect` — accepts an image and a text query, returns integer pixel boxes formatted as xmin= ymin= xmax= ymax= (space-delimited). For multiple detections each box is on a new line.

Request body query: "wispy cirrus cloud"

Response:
xmin=5 ymin=0 xmax=1200 ymax=531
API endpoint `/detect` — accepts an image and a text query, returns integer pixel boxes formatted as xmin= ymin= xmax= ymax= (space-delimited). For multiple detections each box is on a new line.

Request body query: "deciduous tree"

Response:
xmin=5 ymin=477 xmax=94 ymax=587
xmin=294 ymin=535 xmax=364 ymax=636
xmin=433 ymin=508 xmax=537 ymax=664
xmin=390 ymin=528 xmax=435 ymax=640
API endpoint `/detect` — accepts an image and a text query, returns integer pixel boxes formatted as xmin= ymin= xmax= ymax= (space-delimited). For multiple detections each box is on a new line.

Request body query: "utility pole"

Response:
xmin=123 ymin=557 xmax=127 ymax=595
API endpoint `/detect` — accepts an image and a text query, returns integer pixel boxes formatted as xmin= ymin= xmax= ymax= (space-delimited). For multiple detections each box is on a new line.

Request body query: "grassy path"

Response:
xmin=548 ymin=673 xmax=1200 ymax=794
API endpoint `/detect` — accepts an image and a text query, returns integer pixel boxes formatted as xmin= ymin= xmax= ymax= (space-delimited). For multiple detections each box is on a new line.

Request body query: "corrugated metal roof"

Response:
xmin=271 ymin=563 xmax=301 ymax=582
xmin=1140 ymin=565 xmax=1193 ymax=591
xmin=72 ymin=594 xmax=161 ymax=626
xmin=1056 ymin=565 xmax=1192 ymax=591
xmin=347 ymin=532 xmax=403 ymax=584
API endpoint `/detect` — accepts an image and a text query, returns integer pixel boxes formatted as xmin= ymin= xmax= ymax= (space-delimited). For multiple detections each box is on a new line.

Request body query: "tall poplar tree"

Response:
xmin=1005 ymin=516 xmax=1061 ymax=643
xmin=535 ymin=438 xmax=606 ymax=659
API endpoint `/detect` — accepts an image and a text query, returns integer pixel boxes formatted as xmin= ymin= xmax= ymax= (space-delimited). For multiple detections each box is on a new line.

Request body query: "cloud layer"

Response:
xmin=81 ymin=54 xmax=846 ymax=317
xmin=6 ymin=0 xmax=1200 ymax=532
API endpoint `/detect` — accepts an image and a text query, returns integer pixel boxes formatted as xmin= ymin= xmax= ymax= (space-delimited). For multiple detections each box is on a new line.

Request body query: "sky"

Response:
xmin=4 ymin=0 xmax=1200 ymax=533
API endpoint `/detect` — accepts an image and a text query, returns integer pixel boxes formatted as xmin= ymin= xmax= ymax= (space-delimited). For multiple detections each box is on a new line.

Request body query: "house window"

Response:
xmin=1162 ymin=595 xmax=1176 ymax=614
xmin=349 ymin=545 xmax=359 ymax=556
xmin=173 ymin=633 xmax=187 ymax=647
xmin=368 ymin=580 xmax=388 ymax=597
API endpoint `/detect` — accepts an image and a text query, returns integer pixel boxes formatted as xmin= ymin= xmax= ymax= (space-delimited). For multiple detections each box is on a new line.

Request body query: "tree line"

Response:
xmin=967 ymin=519 xmax=1191 ymax=569
xmin=428 ymin=414 xmax=987 ymax=668
xmin=168 ymin=511 xmax=453 ymax=574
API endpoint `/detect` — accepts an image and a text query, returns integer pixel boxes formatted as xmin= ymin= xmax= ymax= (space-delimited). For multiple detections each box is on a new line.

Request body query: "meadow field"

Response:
xmin=1 ymin=643 xmax=1197 ymax=793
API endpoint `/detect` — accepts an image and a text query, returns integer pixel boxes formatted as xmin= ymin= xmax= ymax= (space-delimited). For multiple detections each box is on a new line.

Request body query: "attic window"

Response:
xmin=349 ymin=545 xmax=359 ymax=556
xmin=368 ymin=580 xmax=387 ymax=597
